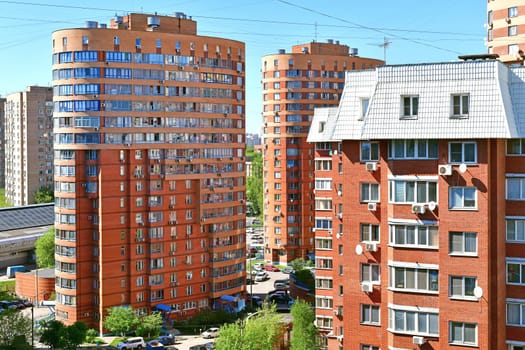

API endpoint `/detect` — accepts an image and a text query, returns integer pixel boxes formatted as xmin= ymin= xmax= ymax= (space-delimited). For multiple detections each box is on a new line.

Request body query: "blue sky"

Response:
xmin=0 ymin=0 xmax=486 ymax=134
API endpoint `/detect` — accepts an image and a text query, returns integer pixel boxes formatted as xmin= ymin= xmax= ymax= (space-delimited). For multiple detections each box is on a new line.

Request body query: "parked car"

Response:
xmin=264 ymin=265 xmax=280 ymax=272
xmin=268 ymin=294 xmax=292 ymax=304
xmin=0 ymin=301 xmax=17 ymax=310
xmin=282 ymin=267 xmax=294 ymax=274
xmin=255 ymin=271 xmax=269 ymax=282
xmin=157 ymin=335 xmax=176 ymax=345
xmin=117 ymin=337 xmax=146 ymax=350
xmin=18 ymin=299 xmax=33 ymax=308
xmin=268 ymin=290 xmax=288 ymax=298
xmin=146 ymin=339 xmax=164 ymax=350
xmin=274 ymin=282 xmax=287 ymax=290
xmin=274 ymin=279 xmax=290 ymax=288
xmin=201 ymin=327 xmax=220 ymax=339
xmin=253 ymin=263 xmax=264 ymax=270
xmin=247 ymin=294 xmax=263 ymax=307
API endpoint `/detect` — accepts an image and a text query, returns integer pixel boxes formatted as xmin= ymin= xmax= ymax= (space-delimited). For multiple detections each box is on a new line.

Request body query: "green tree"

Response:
xmin=215 ymin=304 xmax=285 ymax=350
xmin=35 ymin=228 xmax=55 ymax=268
xmin=290 ymin=300 xmax=318 ymax=350
xmin=0 ymin=310 xmax=32 ymax=349
xmin=34 ymin=186 xmax=54 ymax=204
xmin=39 ymin=320 xmax=64 ymax=349
xmin=40 ymin=320 xmax=87 ymax=350
xmin=136 ymin=312 xmax=163 ymax=338
xmin=103 ymin=306 xmax=139 ymax=336
xmin=246 ymin=151 xmax=263 ymax=216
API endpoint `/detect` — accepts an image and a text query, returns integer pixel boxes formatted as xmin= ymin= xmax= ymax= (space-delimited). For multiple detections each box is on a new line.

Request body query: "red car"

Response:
xmin=264 ymin=265 xmax=280 ymax=272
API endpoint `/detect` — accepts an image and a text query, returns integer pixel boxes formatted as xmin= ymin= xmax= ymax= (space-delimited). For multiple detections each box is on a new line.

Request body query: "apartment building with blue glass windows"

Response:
xmin=52 ymin=12 xmax=246 ymax=332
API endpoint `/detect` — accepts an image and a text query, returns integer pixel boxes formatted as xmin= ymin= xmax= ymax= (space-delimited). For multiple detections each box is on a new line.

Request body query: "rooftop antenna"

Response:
xmin=314 ymin=22 xmax=318 ymax=42
xmin=368 ymin=37 xmax=392 ymax=63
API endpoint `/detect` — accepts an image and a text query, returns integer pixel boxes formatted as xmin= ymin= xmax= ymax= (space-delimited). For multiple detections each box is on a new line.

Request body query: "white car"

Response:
xmin=253 ymin=263 xmax=264 ymax=270
xmin=201 ymin=327 xmax=220 ymax=339
xmin=255 ymin=271 xmax=269 ymax=282
xmin=117 ymin=337 xmax=146 ymax=350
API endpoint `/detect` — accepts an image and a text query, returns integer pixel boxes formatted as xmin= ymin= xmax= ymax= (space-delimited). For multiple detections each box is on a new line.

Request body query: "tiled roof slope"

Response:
xmin=313 ymin=60 xmax=525 ymax=141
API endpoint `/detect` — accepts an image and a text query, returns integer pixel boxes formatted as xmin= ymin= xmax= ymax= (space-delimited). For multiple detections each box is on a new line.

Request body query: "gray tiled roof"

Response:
xmin=310 ymin=60 xmax=525 ymax=142
xmin=0 ymin=204 xmax=54 ymax=232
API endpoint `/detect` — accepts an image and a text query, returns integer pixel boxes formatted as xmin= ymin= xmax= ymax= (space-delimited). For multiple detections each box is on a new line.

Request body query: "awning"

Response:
xmin=154 ymin=304 xmax=171 ymax=312
xmin=220 ymin=295 xmax=237 ymax=302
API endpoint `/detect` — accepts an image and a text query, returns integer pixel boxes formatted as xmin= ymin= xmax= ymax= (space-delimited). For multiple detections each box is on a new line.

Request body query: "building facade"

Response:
xmin=261 ymin=41 xmax=382 ymax=264
xmin=308 ymin=59 xmax=525 ymax=349
xmin=4 ymin=87 xmax=54 ymax=205
xmin=487 ymin=0 xmax=525 ymax=63
xmin=0 ymin=97 xmax=5 ymax=188
xmin=52 ymin=13 xmax=246 ymax=331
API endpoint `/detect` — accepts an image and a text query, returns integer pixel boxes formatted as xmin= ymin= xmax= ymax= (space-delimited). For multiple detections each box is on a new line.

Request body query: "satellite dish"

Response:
xmin=336 ymin=233 xmax=341 ymax=239
xmin=459 ymin=163 xmax=468 ymax=173
xmin=355 ymin=244 xmax=363 ymax=255
xmin=473 ymin=286 xmax=483 ymax=299
xmin=428 ymin=201 xmax=437 ymax=211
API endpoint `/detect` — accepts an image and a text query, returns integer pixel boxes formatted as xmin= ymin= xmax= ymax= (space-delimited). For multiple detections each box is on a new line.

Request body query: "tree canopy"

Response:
xmin=39 ymin=320 xmax=87 ymax=350
xmin=290 ymin=300 xmax=319 ymax=350
xmin=35 ymin=228 xmax=55 ymax=268
xmin=103 ymin=306 xmax=139 ymax=336
xmin=135 ymin=312 xmax=163 ymax=339
xmin=246 ymin=151 xmax=263 ymax=216
xmin=0 ymin=310 xmax=32 ymax=349
xmin=34 ymin=186 xmax=54 ymax=204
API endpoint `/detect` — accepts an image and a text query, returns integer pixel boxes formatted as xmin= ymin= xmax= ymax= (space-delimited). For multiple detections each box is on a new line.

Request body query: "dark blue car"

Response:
xmin=157 ymin=335 xmax=176 ymax=345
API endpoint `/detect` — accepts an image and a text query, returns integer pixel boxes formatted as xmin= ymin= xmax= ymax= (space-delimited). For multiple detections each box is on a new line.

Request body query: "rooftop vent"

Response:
xmin=335 ymin=40 xmax=340 ymax=45
xmin=350 ymin=48 xmax=359 ymax=56
xmin=278 ymin=49 xmax=286 ymax=54
xmin=327 ymin=39 xmax=334 ymax=44
xmin=99 ymin=23 xmax=107 ymax=28
xmin=147 ymin=16 xmax=160 ymax=28
xmin=302 ymin=47 xmax=309 ymax=54
xmin=174 ymin=12 xmax=187 ymax=19
xmin=458 ymin=54 xmax=500 ymax=61
xmin=114 ymin=16 xmax=123 ymax=24
xmin=85 ymin=21 xmax=98 ymax=28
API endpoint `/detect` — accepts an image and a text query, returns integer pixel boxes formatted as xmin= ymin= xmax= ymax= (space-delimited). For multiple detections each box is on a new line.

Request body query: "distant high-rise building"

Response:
xmin=0 ymin=97 xmax=6 ymax=188
xmin=308 ymin=58 xmax=524 ymax=350
xmin=487 ymin=0 xmax=525 ymax=63
xmin=52 ymin=12 xmax=246 ymax=332
xmin=4 ymin=86 xmax=53 ymax=205
xmin=261 ymin=41 xmax=382 ymax=264
xmin=245 ymin=132 xmax=261 ymax=147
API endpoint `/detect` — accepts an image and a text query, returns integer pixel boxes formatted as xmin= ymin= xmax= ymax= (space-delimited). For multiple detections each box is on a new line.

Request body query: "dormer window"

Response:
xmin=319 ymin=121 xmax=325 ymax=133
xmin=451 ymin=94 xmax=469 ymax=118
xmin=401 ymin=95 xmax=418 ymax=119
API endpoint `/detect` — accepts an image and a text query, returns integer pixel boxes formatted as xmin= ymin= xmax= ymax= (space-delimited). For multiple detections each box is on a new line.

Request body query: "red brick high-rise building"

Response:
xmin=52 ymin=12 xmax=246 ymax=332
xmin=261 ymin=41 xmax=382 ymax=264
xmin=487 ymin=0 xmax=525 ymax=63
xmin=309 ymin=58 xmax=525 ymax=349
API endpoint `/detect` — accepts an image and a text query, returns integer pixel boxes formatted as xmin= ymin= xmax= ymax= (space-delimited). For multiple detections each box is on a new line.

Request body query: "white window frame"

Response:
xmin=449 ymin=321 xmax=477 ymax=346
xmin=388 ymin=304 xmax=439 ymax=336
xmin=361 ymin=141 xmax=380 ymax=162
xmin=507 ymin=217 xmax=525 ymax=242
xmin=449 ymin=231 xmax=477 ymax=256
xmin=315 ymin=178 xmax=332 ymax=191
xmin=388 ymin=262 xmax=439 ymax=294
xmin=449 ymin=187 xmax=477 ymax=210
xmin=507 ymin=139 xmax=525 ymax=155
xmin=449 ymin=275 xmax=477 ymax=300
xmin=360 ymin=183 xmax=379 ymax=202
xmin=389 ymin=222 xmax=438 ymax=249
xmin=389 ymin=179 xmax=437 ymax=204
xmin=315 ymin=198 xmax=333 ymax=211
xmin=507 ymin=299 xmax=525 ymax=326
xmin=361 ymin=263 xmax=380 ymax=284
xmin=360 ymin=98 xmax=370 ymax=119
xmin=361 ymin=304 xmax=380 ymax=325
xmin=388 ymin=139 xmax=438 ymax=160
xmin=401 ymin=95 xmax=419 ymax=119
xmin=451 ymin=94 xmax=469 ymax=118
xmin=449 ymin=142 xmax=477 ymax=164
xmin=507 ymin=176 xmax=525 ymax=200
xmin=507 ymin=259 xmax=525 ymax=285
xmin=361 ymin=223 xmax=380 ymax=243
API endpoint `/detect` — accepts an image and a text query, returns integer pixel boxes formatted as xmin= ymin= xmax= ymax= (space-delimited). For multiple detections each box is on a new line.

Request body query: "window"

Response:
xmin=510 ymin=44 xmax=520 ymax=55
xmin=315 ymin=159 xmax=332 ymax=171
xmin=507 ymin=300 xmax=525 ymax=326
xmin=361 ymin=224 xmax=379 ymax=242
xmin=507 ymin=259 xmax=525 ymax=285
xmin=388 ymin=306 xmax=439 ymax=336
xmin=315 ymin=218 xmax=332 ymax=230
xmin=389 ymin=179 xmax=437 ymax=204
xmin=449 ymin=187 xmax=476 ymax=209
xmin=361 ymin=304 xmax=380 ymax=325
xmin=449 ymin=322 xmax=477 ymax=346
xmin=507 ymin=218 xmax=525 ymax=242
xmin=315 ymin=198 xmax=332 ymax=210
xmin=449 ymin=142 xmax=477 ymax=164
xmin=507 ymin=139 xmax=525 ymax=155
xmin=509 ymin=25 xmax=518 ymax=36
xmin=315 ymin=179 xmax=332 ymax=190
xmin=451 ymin=94 xmax=469 ymax=117
xmin=389 ymin=264 xmax=439 ymax=293
xmin=361 ymin=263 xmax=380 ymax=283
xmin=402 ymin=95 xmax=419 ymax=118
xmin=361 ymin=345 xmax=379 ymax=350
xmin=389 ymin=223 xmax=438 ymax=248
xmin=509 ymin=6 xmax=518 ymax=18
xmin=388 ymin=140 xmax=438 ymax=159
xmin=449 ymin=231 xmax=477 ymax=255
xmin=361 ymin=142 xmax=379 ymax=162
xmin=507 ymin=177 xmax=525 ymax=200
xmin=361 ymin=183 xmax=379 ymax=202
xmin=361 ymin=98 xmax=370 ymax=118
xmin=450 ymin=276 xmax=476 ymax=299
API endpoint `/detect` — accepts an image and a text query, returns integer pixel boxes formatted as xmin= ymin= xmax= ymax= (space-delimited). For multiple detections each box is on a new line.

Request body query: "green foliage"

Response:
xmin=290 ymin=300 xmax=319 ymax=350
xmin=172 ymin=309 xmax=236 ymax=334
xmin=58 ymin=322 xmax=88 ymax=350
xmin=290 ymin=258 xmax=306 ymax=272
xmin=103 ymin=306 xmax=139 ymax=337
xmin=85 ymin=328 xmax=99 ymax=343
xmin=246 ymin=146 xmax=255 ymax=158
xmin=35 ymin=228 xmax=55 ymax=268
xmin=135 ymin=312 xmax=163 ymax=338
xmin=294 ymin=269 xmax=315 ymax=291
xmin=0 ymin=189 xmax=13 ymax=208
xmin=0 ymin=309 xmax=32 ymax=348
xmin=33 ymin=186 xmax=54 ymax=204
xmin=215 ymin=303 xmax=285 ymax=350
xmin=246 ymin=151 xmax=263 ymax=216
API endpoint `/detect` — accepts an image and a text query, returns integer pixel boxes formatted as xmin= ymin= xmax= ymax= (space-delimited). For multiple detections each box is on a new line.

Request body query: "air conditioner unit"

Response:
xmin=336 ymin=335 xmax=343 ymax=342
xmin=438 ymin=164 xmax=452 ymax=176
xmin=411 ymin=204 xmax=426 ymax=214
xmin=367 ymin=202 xmax=377 ymax=211
xmin=338 ymin=190 xmax=342 ymax=196
xmin=412 ymin=336 xmax=425 ymax=345
xmin=365 ymin=243 xmax=377 ymax=252
xmin=506 ymin=17 xmax=511 ymax=23
xmin=365 ymin=162 xmax=377 ymax=171
xmin=337 ymin=212 xmax=343 ymax=219
xmin=333 ymin=306 xmax=342 ymax=316
xmin=361 ymin=282 xmax=373 ymax=293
